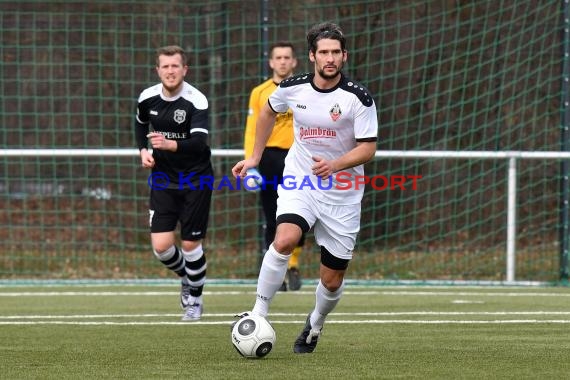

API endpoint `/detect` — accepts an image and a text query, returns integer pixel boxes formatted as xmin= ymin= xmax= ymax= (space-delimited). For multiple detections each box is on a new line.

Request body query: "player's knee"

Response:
xmin=153 ymin=244 xmax=173 ymax=255
xmin=321 ymin=277 xmax=343 ymax=292
xmin=273 ymin=220 xmax=305 ymax=253
xmin=151 ymin=232 xmax=176 ymax=254
xmin=272 ymin=237 xmax=297 ymax=254
xmin=320 ymin=246 xmax=348 ymax=291
xmin=320 ymin=267 xmax=344 ymax=292
xmin=181 ymin=240 xmax=201 ymax=252
xmin=152 ymin=245 xmax=176 ymax=260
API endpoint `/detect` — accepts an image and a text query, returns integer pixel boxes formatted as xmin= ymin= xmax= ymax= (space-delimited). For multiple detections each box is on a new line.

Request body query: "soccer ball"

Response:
xmin=244 ymin=168 xmax=263 ymax=192
xmin=231 ymin=313 xmax=276 ymax=358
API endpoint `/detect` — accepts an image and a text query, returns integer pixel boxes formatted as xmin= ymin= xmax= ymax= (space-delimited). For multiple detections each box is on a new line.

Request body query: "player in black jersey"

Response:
xmin=135 ymin=45 xmax=212 ymax=321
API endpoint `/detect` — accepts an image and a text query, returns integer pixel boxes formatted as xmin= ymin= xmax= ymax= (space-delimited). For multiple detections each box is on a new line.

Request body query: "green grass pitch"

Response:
xmin=1 ymin=282 xmax=570 ymax=379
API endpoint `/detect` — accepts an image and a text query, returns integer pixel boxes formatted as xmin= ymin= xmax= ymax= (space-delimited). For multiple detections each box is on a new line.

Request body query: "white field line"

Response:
xmin=2 ymin=289 xmax=570 ymax=325
xmin=2 ymin=312 xmax=570 ymax=325
xmin=2 ymin=319 xmax=570 ymax=326
xmin=1 ymin=290 xmax=570 ymax=297
xmin=2 ymin=311 xmax=570 ymax=319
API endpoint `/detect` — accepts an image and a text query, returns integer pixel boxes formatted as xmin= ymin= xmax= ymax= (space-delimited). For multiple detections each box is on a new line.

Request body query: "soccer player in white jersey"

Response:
xmin=232 ymin=22 xmax=378 ymax=353
xmin=135 ymin=45 xmax=212 ymax=321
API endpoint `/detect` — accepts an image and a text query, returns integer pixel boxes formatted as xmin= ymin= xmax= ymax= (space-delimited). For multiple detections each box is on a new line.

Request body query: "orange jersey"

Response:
xmin=244 ymin=78 xmax=294 ymax=158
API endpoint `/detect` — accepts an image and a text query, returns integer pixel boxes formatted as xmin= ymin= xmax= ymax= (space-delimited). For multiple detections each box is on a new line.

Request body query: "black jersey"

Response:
xmin=135 ymin=82 xmax=213 ymax=187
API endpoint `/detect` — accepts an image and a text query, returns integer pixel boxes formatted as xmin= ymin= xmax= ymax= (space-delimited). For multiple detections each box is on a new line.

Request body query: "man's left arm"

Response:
xmin=170 ymin=108 xmax=209 ymax=155
xmin=311 ymin=141 xmax=377 ymax=179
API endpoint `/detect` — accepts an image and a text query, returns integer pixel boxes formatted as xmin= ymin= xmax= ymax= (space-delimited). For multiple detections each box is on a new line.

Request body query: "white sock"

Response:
xmin=153 ymin=245 xmax=186 ymax=277
xmin=181 ymin=245 xmax=203 ymax=262
xmin=181 ymin=245 xmax=206 ymax=305
xmin=153 ymin=245 xmax=176 ymax=261
xmin=310 ymin=280 xmax=345 ymax=330
xmin=251 ymin=244 xmax=289 ymax=317
xmin=189 ymin=295 xmax=203 ymax=305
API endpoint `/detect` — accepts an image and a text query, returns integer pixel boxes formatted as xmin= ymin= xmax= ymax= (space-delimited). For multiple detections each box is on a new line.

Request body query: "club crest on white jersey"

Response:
xmin=330 ymin=103 xmax=342 ymax=121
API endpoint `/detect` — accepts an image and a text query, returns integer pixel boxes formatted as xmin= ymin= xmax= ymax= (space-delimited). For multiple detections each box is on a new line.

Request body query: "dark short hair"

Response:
xmin=306 ymin=22 xmax=346 ymax=53
xmin=268 ymin=41 xmax=296 ymax=58
xmin=155 ymin=45 xmax=187 ymax=67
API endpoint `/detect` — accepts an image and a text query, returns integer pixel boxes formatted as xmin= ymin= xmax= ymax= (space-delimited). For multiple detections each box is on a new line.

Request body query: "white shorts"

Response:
xmin=276 ymin=188 xmax=361 ymax=260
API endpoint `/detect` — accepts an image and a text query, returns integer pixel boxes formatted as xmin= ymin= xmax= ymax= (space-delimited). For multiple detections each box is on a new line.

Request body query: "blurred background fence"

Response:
xmin=0 ymin=0 xmax=567 ymax=283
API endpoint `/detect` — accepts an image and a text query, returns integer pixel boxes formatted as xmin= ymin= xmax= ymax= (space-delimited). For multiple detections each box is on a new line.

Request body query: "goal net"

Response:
xmin=0 ymin=1 xmax=564 ymax=283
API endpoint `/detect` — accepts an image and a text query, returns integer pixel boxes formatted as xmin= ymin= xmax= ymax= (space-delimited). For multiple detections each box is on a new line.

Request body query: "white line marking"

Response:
xmin=2 ymin=311 xmax=570 ymax=319
xmin=1 ymin=290 xmax=570 ymax=297
xmin=1 ymin=319 xmax=570 ymax=326
xmin=0 ymin=292 xmax=189 ymax=297
xmin=376 ymin=291 xmax=570 ymax=297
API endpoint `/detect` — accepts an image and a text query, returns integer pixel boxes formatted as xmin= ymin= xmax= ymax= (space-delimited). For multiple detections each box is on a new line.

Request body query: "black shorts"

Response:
xmin=258 ymin=147 xmax=288 ymax=191
xmin=149 ymin=187 xmax=212 ymax=241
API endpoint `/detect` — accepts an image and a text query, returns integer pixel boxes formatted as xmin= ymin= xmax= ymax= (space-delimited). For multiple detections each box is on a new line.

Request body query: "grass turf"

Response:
xmin=1 ymin=283 xmax=569 ymax=379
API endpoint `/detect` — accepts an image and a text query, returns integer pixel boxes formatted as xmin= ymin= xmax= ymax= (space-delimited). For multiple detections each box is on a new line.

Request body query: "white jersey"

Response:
xmin=268 ymin=72 xmax=378 ymax=205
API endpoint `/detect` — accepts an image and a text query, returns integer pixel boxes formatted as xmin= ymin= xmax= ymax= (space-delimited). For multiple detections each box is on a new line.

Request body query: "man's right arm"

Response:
xmin=135 ymin=101 xmax=154 ymax=168
xmin=250 ymin=102 xmax=277 ymax=164
xmin=232 ymin=102 xmax=277 ymax=179
xmin=244 ymin=88 xmax=260 ymax=159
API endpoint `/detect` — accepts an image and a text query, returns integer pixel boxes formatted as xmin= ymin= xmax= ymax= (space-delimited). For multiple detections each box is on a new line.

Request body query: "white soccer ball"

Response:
xmin=246 ymin=176 xmax=260 ymax=189
xmin=244 ymin=168 xmax=263 ymax=192
xmin=231 ymin=314 xmax=276 ymax=358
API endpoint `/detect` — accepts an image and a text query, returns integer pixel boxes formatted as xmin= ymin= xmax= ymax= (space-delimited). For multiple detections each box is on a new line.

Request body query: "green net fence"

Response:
xmin=0 ymin=0 xmax=565 ymax=282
